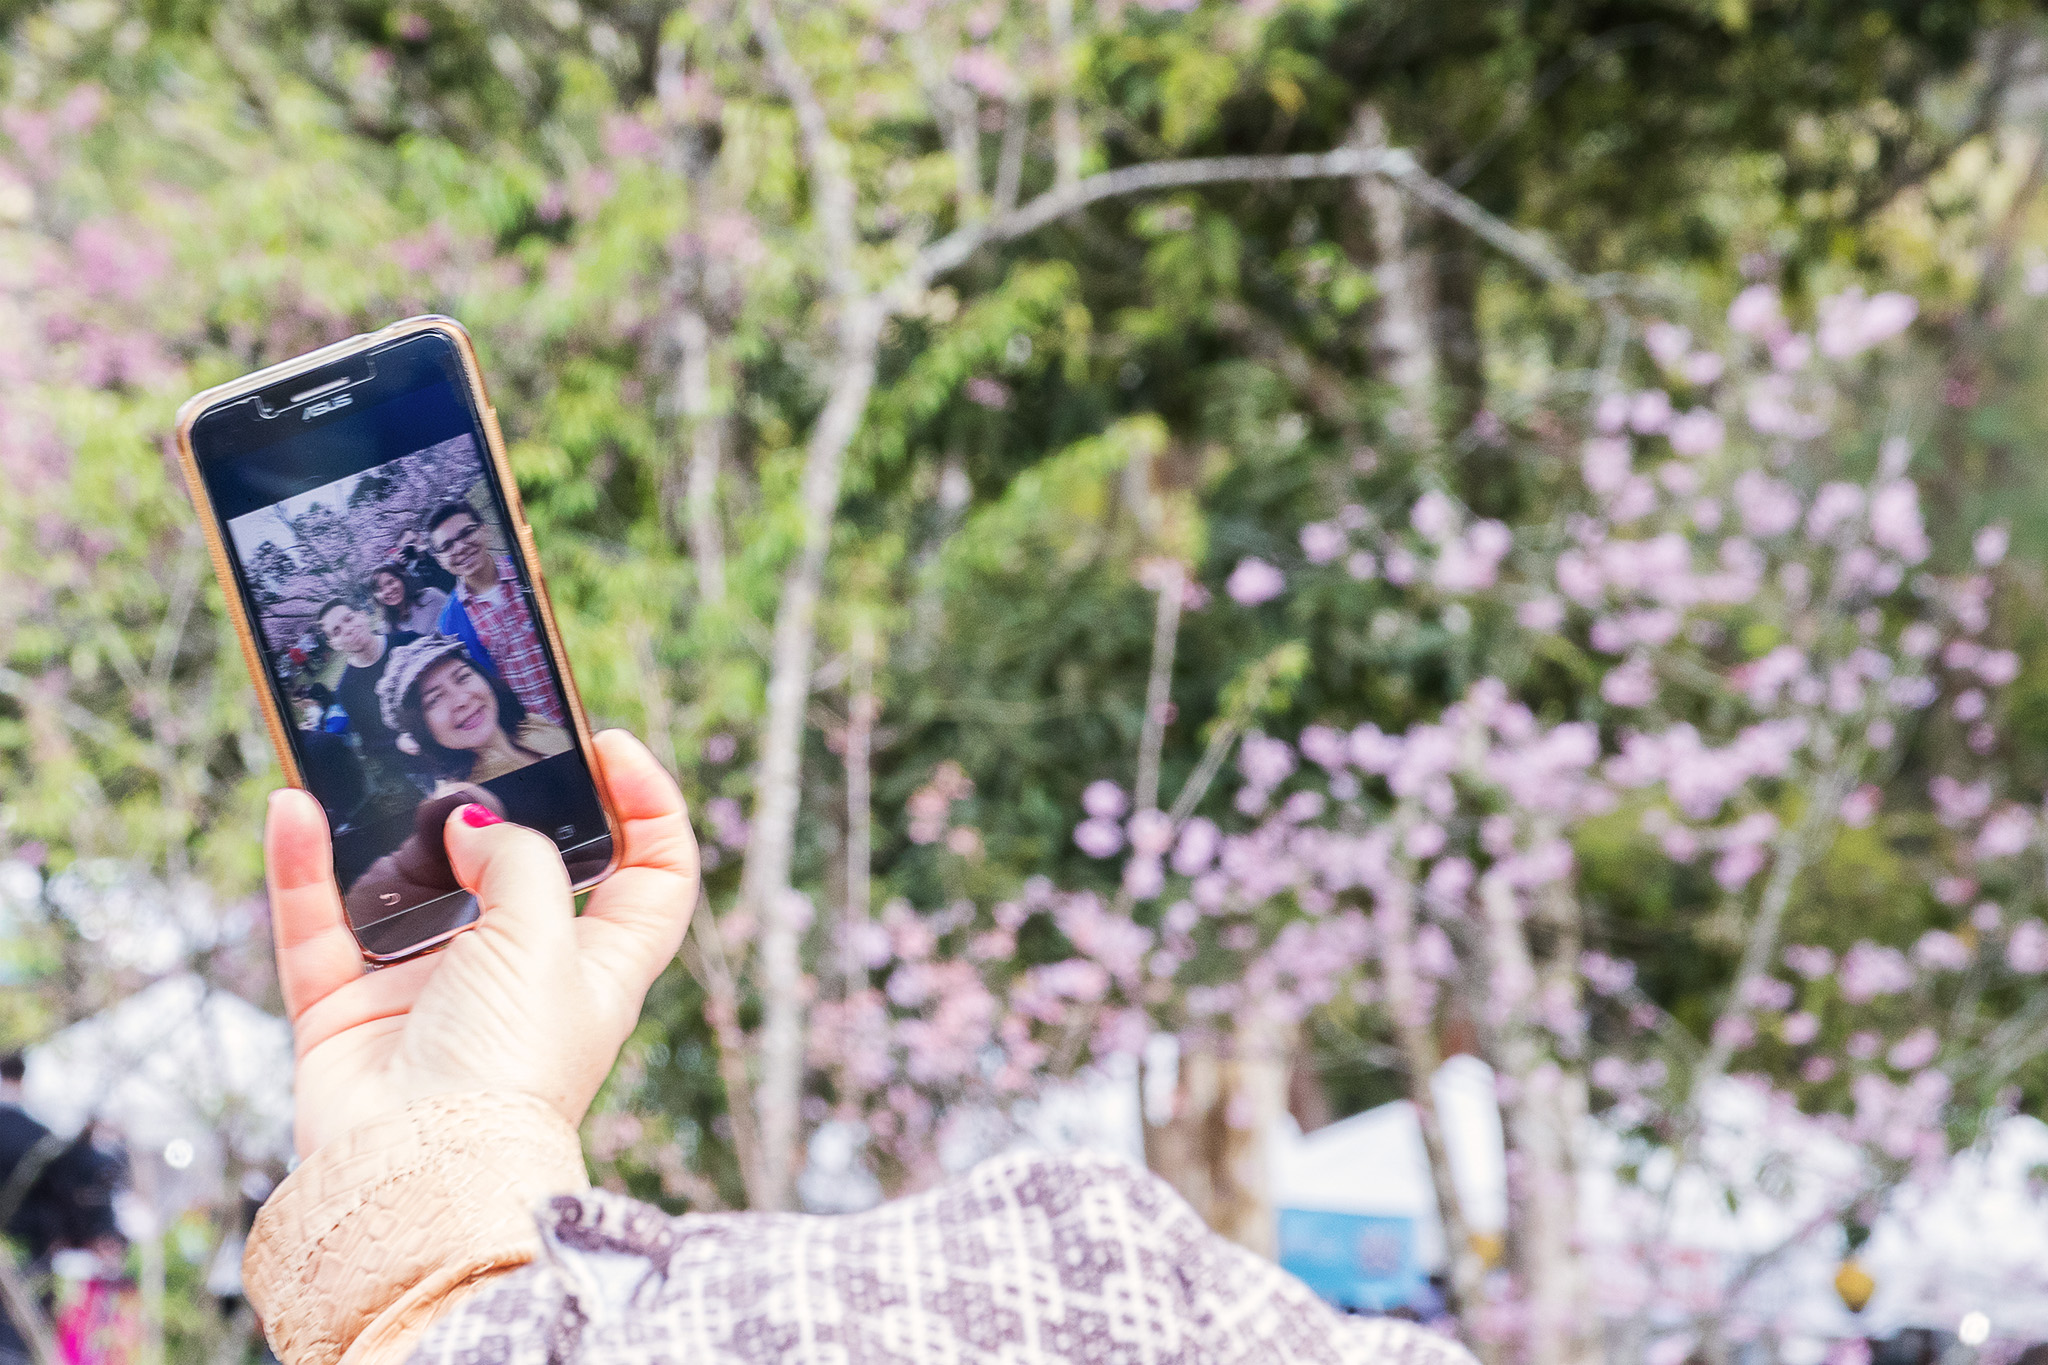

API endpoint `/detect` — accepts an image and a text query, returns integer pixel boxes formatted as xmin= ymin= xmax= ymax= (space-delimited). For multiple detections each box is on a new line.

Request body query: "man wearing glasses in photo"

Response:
xmin=424 ymin=499 xmax=566 ymax=726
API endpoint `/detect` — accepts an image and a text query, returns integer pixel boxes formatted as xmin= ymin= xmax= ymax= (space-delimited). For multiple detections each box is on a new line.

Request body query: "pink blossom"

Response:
xmin=1226 ymin=557 xmax=1286 ymax=604
xmin=1074 ymin=818 xmax=1124 ymax=858
xmin=1713 ymin=844 xmax=1765 ymax=890
xmin=1839 ymin=942 xmax=1914 ymax=1002
xmin=1299 ymin=521 xmax=1346 ymax=564
xmin=1299 ymin=725 xmax=1348 ymax=770
xmin=1518 ymin=597 xmax=1565 ymax=631
xmin=1122 ymin=857 xmax=1164 ymax=900
xmin=1912 ymin=930 xmax=1971 ymax=972
xmin=1628 ymin=390 xmax=1674 ymax=435
xmin=1975 ymin=524 xmax=2010 ymax=567
xmin=1846 ymin=1030 xmax=1881 ymax=1061
xmin=1887 ymin=677 xmax=1938 ymax=709
xmin=1782 ymin=1011 xmax=1820 ymax=1046
xmin=1738 ymin=975 xmax=1794 ymax=1011
xmin=1838 ymin=785 xmax=1880 ymax=828
xmin=1930 ymin=776 xmax=1991 ymax=825
xmin=1643 ymin=322 xmax=1692 ymax=368
xmin=1869 ymin=480 xmax=1930 ymax=563
xmin=1972 ymin=900 xmax=2002 ymax=930
xmin=1594 ymin=392 xmax=1631 ymax=433
xmin=1886 ymin=1028 xmax=1938 ymax=1071
xmin=1382 ymin=548 xmax=1418 ymax=585
xmin=965 ymin=376 xmax=1012 ymax=409
xmin=602 ymin=114 xmax=662 ymax=161
xmin=1657 ymin=462 xmax=1699 ymax=495
xmin=1974 ymin=805 xmax=2033 ymax=861
xmin=951 ymin=49 xmax=1018 ymax=99
xmin=1556 ymin=550 xmax=1604 ymax=605
xmin=1414 ymin=924 xmax=1457 ymax=978
xmin=1601 ymin=656 xmax=1656 ymax=708
xmin=1580 ymin=951 xmax=1636 ymax=996
xmin=1804 ymin=482 xmax=1864 ymax=541
xmin=1816 ymin=289 xmax=1917 ymax=358
xmin=1409 ymin=490 xmax=1460 ymax=543
xmin=2007 ymin=920 xmax=2048 ymax=973
xmin=706 ymin=796 xmax=750 ymax=849
xmin=1900 ymin=622 xmax=1940 ymax=659
xmin=1238 ymin=734 xmax=1296 ymax=789
xmin=1977 ymin=650 xmax=2020 ymax=687
xmin=1802 ymin=1056 xmax=1836 ymax=1084
xmin=1403 ymin=822 xmax=1447 ymax=860
xmin=1127 ymin=809 xmax=1174 ymax=857
xmin=1732 ymin=470 xmax=1801 ymax=537
xmin=1682 ymin=351 xmax=1725 ymax=385
xmin=1082 ymin=780 xmax=1127 ymax=819
xmin=1712 ymin=1015 xmax=1756 ymax=1050
xmin=1345 ymin=551 xmax=1377 ymax=580
xmin=1170 ymin=817 xmax=1219 ymax=877
xmin=1666 ymin=409 xmax=1724 ymax=456
xmin=1728 ymin=284 xmax=1784 ymax=338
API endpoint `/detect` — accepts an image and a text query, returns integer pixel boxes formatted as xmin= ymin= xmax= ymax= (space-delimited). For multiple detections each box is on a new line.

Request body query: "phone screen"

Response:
xmin=187 ymin=329 xmax=612 ymax=958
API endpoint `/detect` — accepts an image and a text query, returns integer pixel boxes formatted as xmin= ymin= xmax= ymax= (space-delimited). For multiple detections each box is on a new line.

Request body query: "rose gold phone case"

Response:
xmin=173 ymin=315 xmax=622 ymax=961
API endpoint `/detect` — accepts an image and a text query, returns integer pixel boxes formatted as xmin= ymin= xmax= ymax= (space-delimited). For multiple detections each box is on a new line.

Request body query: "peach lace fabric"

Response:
xmin=408 ymin=1150 xmax=1475 ymax=1365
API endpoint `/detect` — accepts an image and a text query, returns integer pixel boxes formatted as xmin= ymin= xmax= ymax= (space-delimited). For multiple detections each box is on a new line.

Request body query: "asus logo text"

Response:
xmin=303 ymin=394 xmax=353 ymax=419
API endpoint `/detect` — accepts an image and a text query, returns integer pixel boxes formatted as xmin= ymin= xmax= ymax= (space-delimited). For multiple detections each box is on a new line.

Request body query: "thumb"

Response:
xmin=443 ymin=805 xmax=575 ymax=946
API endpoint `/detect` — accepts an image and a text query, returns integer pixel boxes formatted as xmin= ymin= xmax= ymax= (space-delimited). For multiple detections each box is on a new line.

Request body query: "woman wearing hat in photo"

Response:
xmin=377 ymin=635 xmax=570 ymax=790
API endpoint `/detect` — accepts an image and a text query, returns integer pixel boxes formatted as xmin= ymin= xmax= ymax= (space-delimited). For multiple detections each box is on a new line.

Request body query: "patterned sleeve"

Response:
xmin=408 ymin=1150 xmax=1477 ymax=1365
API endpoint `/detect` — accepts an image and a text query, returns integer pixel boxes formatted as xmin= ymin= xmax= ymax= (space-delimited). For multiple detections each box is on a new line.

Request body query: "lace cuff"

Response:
xmin=243 ymin=1091 xmax=588 ymax=1365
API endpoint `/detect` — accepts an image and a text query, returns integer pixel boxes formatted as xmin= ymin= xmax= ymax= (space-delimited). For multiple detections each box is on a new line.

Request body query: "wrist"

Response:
xmin=248 ymin=1090 xmax=588 ymax=1365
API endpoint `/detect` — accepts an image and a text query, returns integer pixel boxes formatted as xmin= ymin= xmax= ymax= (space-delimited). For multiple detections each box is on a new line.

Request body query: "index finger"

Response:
xmin=264 ymin=788 xmax=364 ymax=1024
xmin=575 ymin=730 xmax=700 ymax=991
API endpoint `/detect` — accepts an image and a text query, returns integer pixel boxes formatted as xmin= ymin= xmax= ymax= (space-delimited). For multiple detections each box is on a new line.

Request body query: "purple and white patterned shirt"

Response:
xmin=409 ymin=1151 xmax=1476 ymax=1365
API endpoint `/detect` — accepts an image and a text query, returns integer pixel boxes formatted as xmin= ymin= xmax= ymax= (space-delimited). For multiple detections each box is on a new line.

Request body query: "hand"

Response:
xmin=265 ymin=730 xmax=700 ymax=1158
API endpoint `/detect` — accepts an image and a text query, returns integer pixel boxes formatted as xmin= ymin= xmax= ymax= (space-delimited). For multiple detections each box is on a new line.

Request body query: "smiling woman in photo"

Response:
xmin=376 ymin=634 xmax=569 ymax=789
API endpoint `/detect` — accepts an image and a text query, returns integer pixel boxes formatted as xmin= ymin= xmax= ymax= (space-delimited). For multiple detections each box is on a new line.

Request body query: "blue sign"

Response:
xmin=1277 ymin=1209 xmax=1423 ymax=1313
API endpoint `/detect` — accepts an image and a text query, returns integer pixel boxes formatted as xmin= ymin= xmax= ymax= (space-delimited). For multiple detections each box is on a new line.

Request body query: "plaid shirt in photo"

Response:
xmin=457 ymin=555 xmax=565 ymax=725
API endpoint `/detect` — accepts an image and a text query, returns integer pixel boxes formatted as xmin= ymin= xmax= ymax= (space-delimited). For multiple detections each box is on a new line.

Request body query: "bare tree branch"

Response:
xmin=1045 ymin=0 xmax=1082 ymax=189
xmin=893 ymin=140 xmax=1614 ymax=305
xmin=1133 ymin=563 xmax=1182 ymax=815
xmin=1352 ymin=107 xmax=1438 ymax=445
xmin=683 ymin=893 xmax=770 ymax=1208
xmin=843 ymin=618 xmax=877 ymax=995
xmin=994 ymin=91 xmax=1028 ymax=217
xmin=749 ymin=0 xmax=861 ymax=300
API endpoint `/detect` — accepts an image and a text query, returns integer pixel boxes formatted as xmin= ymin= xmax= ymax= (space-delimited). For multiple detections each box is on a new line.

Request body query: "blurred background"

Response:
xmin=10 ymin=1 xmax=2048 ymax=1362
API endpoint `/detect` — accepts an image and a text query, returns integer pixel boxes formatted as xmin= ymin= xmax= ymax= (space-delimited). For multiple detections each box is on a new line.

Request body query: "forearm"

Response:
xmin=243 ymin=1091 xmax=588 ymax=1365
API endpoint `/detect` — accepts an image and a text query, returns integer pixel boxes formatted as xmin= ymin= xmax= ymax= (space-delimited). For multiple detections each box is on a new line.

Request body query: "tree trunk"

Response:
xmin=842 ymin=618 xmax=877 ymax=994
xmin=1350 ymin=107 xmax=1437 ymax=449
xmin=1142 ymin=1017 xmax=1292 ymax=1256
xmin=1377 ymin=884 xmax=1490 ymax=1333
xmin=739 ymin=298 xmax=886 ymax=1211
xmin=1133 ymin=561 xmax=1183 ymax=815
xmin=1477 ymin=874 xmax=1597 ymax=1365
xmin=1046 ymin=0 xmax=1082 ymax=189
xmin=677 ymin=303 xmax=728 ymax=607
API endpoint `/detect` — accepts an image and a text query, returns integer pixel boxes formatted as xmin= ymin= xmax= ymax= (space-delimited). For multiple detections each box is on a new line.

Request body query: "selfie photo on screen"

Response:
xmin=225 ymin=433 xmax=572 ymax=842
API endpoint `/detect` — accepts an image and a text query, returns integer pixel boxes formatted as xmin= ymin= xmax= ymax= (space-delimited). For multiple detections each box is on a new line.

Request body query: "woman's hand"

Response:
xmin=264 ymin=729 xmax=699 ymax=1158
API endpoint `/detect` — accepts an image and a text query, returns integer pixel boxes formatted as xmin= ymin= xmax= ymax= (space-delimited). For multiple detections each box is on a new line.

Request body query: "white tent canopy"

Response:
xmin=22 ymin=973 xmax=293 ymax=1219
xmin=1270 ymin=1056 xmax=2048 ymax=1344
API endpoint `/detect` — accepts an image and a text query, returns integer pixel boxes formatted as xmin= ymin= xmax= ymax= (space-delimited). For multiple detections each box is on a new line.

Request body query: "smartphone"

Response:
xmin=175 ymin=316 xmax=619 ymax=962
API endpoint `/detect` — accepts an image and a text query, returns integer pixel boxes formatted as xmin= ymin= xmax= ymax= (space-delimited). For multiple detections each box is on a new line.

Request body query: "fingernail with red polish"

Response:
xmin=460 ymin=804 xmax=503 ymax=828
